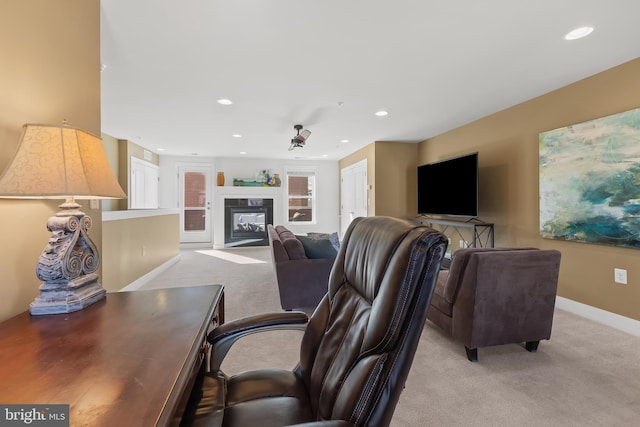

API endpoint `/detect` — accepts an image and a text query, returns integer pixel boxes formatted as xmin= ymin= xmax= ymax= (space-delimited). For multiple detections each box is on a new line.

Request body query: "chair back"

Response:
xmin=298 ymin=216 xmax=448 ymax=426
xmin=451 ymin=248 xmax=562 ymax=348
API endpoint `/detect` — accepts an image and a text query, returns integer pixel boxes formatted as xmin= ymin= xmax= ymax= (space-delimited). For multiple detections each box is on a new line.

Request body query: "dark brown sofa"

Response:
xmin=267 ymin=224 xmax=335 ymax=310
xmin=427 ymin=247 xmax=562 ymax=361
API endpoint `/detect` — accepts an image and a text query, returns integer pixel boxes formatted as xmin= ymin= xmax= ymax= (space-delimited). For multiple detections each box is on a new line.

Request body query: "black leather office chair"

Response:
xmin=181 ymin=216 xmax=448 ymax=427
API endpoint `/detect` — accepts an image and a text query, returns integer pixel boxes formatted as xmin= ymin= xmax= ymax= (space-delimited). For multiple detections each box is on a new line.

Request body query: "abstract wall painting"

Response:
xmin=539 ymin=107 xmax=640 ymax=249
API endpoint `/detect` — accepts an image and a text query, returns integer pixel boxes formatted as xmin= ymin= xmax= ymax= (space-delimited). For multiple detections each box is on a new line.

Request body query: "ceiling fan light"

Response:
xmin=289 ymin=124 xmax=311 ymax=150
xmin=299 ymin=129 xmax=311 ymax=140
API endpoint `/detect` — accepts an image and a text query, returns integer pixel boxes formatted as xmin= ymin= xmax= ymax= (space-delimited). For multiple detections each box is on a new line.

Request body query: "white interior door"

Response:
xmin=341 ymin=159 xmax=368 ymax=237
xmin=130 ymin=157 xmax=159 ymax=209
xmin=178 ymin=165 xmax=212 ymax=244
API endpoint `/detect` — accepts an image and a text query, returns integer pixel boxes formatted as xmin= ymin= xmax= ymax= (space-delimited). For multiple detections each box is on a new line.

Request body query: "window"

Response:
xmin=286 ymin=169 xmax=316 ymax=223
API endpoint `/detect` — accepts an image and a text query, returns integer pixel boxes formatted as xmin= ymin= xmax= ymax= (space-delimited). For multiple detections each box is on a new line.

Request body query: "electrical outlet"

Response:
xmin=614 ymin=268 xmax=627 ymax=284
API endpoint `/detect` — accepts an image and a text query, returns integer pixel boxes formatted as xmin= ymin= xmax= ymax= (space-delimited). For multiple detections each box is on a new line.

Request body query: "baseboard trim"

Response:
xmin=556 ymin=296 xmax=640 ymax=337
xmin=119 ymin=255 xmax=181 ymax=292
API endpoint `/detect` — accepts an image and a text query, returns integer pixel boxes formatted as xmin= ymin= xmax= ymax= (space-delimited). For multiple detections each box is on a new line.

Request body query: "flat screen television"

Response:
xmin=417 ymin=152 xmax=478 ymax=217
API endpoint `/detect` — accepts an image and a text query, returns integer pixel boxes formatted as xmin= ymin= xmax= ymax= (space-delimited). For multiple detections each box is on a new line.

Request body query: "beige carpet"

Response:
xmin=139 ymin=248 xmax=640 ymax=427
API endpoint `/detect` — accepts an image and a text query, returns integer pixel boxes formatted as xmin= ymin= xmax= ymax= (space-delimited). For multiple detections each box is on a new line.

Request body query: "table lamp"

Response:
xmin=0 ymin=122 xmax=127 ymax=315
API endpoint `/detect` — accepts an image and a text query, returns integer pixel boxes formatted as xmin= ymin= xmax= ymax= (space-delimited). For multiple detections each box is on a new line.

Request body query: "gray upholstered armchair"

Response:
xmin=427 ymin=247 xmax=561 ymax=361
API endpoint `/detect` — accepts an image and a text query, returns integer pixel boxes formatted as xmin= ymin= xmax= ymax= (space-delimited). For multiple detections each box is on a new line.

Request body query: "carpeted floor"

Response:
xmin=139 ymin=248 xmax=640 ymax=427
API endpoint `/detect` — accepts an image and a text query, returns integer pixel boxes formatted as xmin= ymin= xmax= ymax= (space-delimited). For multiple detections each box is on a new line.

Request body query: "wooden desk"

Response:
xmin=0 ymin=284 xmax=224 ymax=427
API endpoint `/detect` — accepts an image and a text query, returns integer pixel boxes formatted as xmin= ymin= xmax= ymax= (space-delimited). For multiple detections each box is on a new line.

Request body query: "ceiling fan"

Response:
xmin=288 ymin=124 xmax=311 ymax=151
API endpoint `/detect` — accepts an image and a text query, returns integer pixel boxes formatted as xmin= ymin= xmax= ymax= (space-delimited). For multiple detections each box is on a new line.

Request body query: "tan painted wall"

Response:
xmin=418 ymin=58 xmax=640 ymax=321
xmin=338 ymin=141 xmax=418 ymax=219
xmin=117 ymin=139 xmax=160 ymax=210
xmin=102 ymin=214 xmax=180 ymax=291
xmin=0 ymin=0 xmax=101 ymax=322
xmin=101 ymin=133 xmax=122 ymax=212
xmin=374 ymin=142 xmax=418 ymax=218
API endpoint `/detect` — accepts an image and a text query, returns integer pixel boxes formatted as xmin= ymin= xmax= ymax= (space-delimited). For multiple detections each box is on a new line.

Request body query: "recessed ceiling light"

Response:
xmin=340 ymin=139 xmax=349 ymax=144
xmin=239 ymin=151 xmax=247 ymax=155
xmin=232 ymin=134 xmax=242 ymax=138
xmin=157 ymin=148 xmax=165 ymax=151
xmin=564 ymin=26 xmax=594 ymax=40
xmin=217 ymin=98 xmax=233 ymax=105
xmin=375 ymin=110 xmax=389 ymax=117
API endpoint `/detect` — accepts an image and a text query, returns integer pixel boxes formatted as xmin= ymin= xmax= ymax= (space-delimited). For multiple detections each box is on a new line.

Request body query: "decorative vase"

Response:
xmin=217 ymin=172 xmax=225 ymax=186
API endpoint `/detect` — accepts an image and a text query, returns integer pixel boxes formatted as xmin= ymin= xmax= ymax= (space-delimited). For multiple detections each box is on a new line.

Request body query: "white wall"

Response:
xmin=159 ymin=156 xmax=340 ymax=247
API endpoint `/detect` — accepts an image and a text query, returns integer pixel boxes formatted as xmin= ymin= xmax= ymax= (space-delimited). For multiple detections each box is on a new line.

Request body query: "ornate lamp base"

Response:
xmin=30 ymin=200 xmax=106 ymax=316
xmin=29 ymin=273 xmax=106 ymax=315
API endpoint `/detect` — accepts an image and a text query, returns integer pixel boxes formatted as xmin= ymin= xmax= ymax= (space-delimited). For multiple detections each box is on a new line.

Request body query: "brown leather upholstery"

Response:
xmin=181 ymin=216 xmax=448 ymax=427
xmin=427 ymin=247 xmax=562 ymax=361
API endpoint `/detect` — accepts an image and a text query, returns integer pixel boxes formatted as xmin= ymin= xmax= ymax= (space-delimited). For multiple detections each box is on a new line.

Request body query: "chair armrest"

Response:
xmin=208 ymin=311 xmax=308 ymax=371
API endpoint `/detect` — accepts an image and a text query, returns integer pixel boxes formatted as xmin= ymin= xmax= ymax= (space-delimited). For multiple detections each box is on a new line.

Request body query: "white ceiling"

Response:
xmin=100 ymin=0 xmax=640 ymax=161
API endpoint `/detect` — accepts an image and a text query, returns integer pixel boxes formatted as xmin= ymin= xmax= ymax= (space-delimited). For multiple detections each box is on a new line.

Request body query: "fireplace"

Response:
xmin=224 ymin=198 xmax=273 ymax=247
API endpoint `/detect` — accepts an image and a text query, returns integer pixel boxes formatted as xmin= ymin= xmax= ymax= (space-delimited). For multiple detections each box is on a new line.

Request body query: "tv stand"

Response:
xmin=413 ymin=216 xmax=494 ymax=249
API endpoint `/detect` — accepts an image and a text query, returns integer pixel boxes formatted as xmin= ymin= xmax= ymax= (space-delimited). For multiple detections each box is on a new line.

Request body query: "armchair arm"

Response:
xmin=208 ymin=311 xmax=308 ymax=371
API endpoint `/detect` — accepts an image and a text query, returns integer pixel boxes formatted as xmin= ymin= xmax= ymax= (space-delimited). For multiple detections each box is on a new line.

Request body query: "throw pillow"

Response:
xmin=297 ymin=235 xmax=338 ymax=259
xmin=306 ymin=232 xmax=341 ymax=252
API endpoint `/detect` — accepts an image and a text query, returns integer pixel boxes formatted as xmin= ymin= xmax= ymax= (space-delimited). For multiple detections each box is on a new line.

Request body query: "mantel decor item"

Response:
xmin=539 ymin=107 xmax=640 ymax=249
xmin=0 ymin=122 xmax=127 ymax=315
xmin=232 ymin=169 xmax=281 ymax=187
xmin=217 ymin=171 xmax=225 ymax=186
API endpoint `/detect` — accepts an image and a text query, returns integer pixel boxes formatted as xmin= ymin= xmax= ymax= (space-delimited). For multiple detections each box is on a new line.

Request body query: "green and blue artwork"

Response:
xmin=539 ymin=107 xmax=640 ymax=249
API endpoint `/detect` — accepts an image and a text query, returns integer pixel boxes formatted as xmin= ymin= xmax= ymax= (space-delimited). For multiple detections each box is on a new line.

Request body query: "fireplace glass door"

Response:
xmin=224 ymin=198 xmax=273 ymax=247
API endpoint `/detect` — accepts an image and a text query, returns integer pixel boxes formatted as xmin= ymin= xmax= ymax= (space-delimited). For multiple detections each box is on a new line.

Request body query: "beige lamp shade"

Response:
xmin=0 ymin=123 xmax=126 ymax=200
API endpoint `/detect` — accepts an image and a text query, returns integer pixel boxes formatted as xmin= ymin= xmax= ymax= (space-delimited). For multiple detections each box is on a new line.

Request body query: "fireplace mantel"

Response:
xmin=216 ymin=185 xmax=281 ymax=196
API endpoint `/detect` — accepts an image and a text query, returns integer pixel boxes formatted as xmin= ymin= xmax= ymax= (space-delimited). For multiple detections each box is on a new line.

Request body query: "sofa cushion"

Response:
xmin=282 ymin=237 xmax=307 ymax=260
xmin=297 ymin=235 xmax=338 ymax=259
xmin=276 ymin=226 xmax=297 ymax=241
